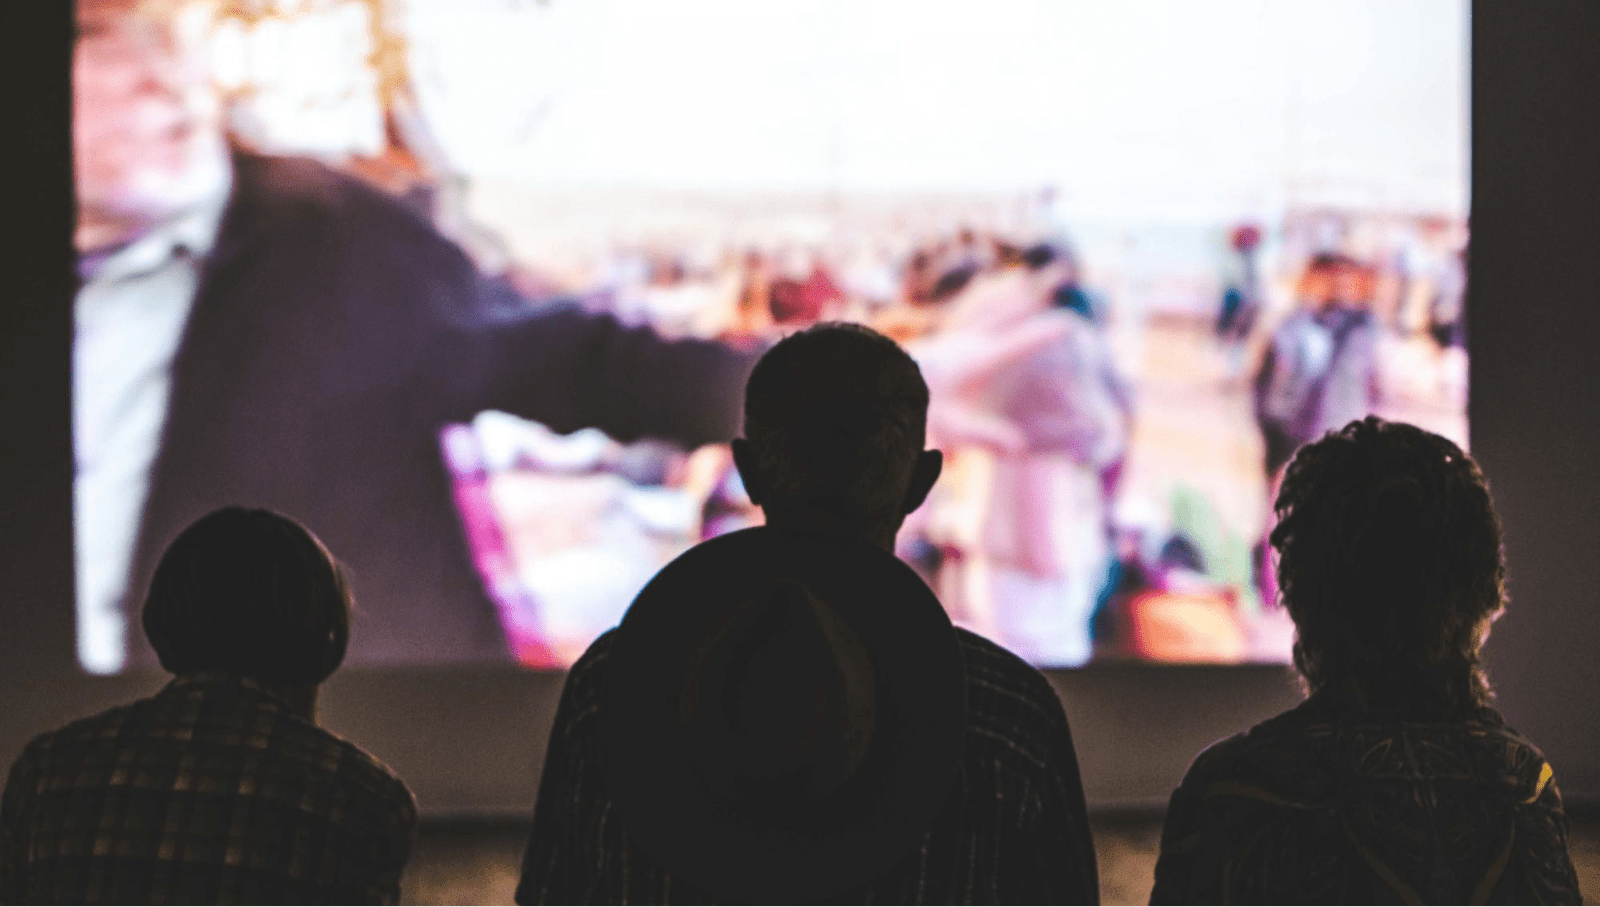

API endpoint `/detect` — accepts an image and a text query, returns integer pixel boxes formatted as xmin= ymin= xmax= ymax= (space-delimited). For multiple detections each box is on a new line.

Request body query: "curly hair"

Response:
xmin=743 ymin=322 xmax=929 ymax=528
xmin=1269 ymin=417 xmax=1505 ymax=712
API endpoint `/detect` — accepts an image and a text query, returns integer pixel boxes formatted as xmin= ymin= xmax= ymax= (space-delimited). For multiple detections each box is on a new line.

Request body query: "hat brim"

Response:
xmin=605 ymin=527 xmax=966 ymax=902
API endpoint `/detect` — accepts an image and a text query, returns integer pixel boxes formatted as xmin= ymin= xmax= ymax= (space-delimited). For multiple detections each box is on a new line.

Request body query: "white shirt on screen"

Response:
xmin=73 ymin=184 xmax=229 ymax=674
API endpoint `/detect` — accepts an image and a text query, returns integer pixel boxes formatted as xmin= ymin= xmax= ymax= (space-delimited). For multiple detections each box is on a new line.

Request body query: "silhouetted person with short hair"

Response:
xmin=0 ymin=508 xmax=418 ymax=904
xmin=1151 ymin=418 xmax=1581 ymax=904
xmin=518 ymin=323 xmax=1099 ymax=903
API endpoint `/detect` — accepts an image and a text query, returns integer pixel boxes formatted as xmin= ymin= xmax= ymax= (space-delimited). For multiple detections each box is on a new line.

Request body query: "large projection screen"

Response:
xmin=4 ymin=0 xmax=1598 ymax=814
xmin=69 ymin=0 xmax=1466 ymax=677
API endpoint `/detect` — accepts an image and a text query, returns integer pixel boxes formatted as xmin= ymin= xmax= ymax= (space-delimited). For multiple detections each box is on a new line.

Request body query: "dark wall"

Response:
xmin=2 ymin=0 xmax=1596 ymax=814
xmin=1468 ymin=0 xmax=1600 ymax=802
xmin=0 ymin=0 xmax=83 ymax=746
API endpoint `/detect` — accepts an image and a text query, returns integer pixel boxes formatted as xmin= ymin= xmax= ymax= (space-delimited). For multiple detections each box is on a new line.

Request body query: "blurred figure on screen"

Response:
xmin=517 ymin=324 xmax=1099 ymax=903
xmin=1 ymin=508 xmax=417 ymax=904
xmin=1253 ymin=252 xmax=1381 ymax=482
xmin=1092 ymin=532 xmax=1247 ymax=664
xmin=1216 ymin=223 xmax=1262 ymax=344
xmin=71 ymin=0 xmax=757 ymax=673
xmin=920 ymin=242 xmax=1131 ymax=665
xmin=1151 ymin=419 xmax=1580 ymax=904
xmin=1430 ymin=246 xmax=1468 ymax=350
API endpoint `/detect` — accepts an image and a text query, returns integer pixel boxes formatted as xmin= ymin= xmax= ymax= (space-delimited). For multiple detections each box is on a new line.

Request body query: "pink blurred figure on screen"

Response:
xmin=439 ymin=425 xmax=561 ymax=669
xmin=909 ymin=243 xmax=1130 ymax=666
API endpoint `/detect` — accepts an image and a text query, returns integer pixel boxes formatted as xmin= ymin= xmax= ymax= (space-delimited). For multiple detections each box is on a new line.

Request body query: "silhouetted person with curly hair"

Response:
xmin=1151 ymin=417 xmax=1580 ymax=904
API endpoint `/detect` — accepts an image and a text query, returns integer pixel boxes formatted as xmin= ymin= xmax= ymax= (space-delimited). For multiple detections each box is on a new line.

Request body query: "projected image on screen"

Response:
xmin=73 ymin=0 xmax=1466 ymax=672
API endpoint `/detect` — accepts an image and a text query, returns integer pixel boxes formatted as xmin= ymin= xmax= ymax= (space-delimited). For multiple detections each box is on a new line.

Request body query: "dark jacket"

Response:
xmin=1151 ymin=692 xmax=1581 ymax=904
xmin=125 ymin=155 xmax=756 ymax=665
xmin=1 ymin=673 xmax=417 ymax=904
xmin=519 ymin=628 xmax=1100 ymax=904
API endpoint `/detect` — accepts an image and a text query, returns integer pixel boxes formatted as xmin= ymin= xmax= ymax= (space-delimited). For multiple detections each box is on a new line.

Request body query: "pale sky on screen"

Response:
xmin=403 ymin=0 xmax=1467 ymax=218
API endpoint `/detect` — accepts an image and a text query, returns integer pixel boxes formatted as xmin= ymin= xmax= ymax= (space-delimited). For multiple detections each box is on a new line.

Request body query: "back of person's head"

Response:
xmin=1270 ymin=417 xmax=1504 ymax=712
xmin=740 ymin=323 xmax=930 ymax=534
xmin=143 ymin=507 xmax=351 ymax=685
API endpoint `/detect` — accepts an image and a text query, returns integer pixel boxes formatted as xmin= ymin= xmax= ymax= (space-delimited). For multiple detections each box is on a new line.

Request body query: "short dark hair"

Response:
xmin=142 ymin=507 xmax=351 ymax=684
xmin=743 ymin=323 xmax=929 ymax=526
xmin=1269 ymin=418 xmax=1505 ymax=711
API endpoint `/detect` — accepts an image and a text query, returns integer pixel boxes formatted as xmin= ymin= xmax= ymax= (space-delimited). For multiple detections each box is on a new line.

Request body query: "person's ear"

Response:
xmin=901 ymin=449 xmax=943 ymax=516
xmin=730 ymin=438 xmax=764 ymax=507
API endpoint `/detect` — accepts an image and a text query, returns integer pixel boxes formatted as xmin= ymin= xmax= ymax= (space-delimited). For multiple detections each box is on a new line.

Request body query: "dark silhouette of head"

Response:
xmin=1270 ymin=417 xmax=1505 ymax=712
xmin=142 ymin=507 xmax=351 ymax=686
xmin=732 ymin=323 xmax=942 ymax=551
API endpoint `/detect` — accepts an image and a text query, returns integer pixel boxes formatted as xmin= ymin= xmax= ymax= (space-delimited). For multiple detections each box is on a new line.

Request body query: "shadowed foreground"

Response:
xmin=402 ymin=812 xmax=1600 ymax=905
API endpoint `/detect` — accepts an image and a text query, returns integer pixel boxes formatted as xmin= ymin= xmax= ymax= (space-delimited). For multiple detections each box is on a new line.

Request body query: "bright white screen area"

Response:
xmin=403 ymin=0 xmax=1465 ymax=207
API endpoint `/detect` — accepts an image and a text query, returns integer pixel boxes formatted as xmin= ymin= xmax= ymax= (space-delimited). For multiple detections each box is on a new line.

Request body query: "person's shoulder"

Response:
xmin=9 ymin=699 xmax=147 ymax=775
xmin=7 ymin=697 xmax=197 ymax=805
xmin=334 ymin=738 xmax=417 ymax=825
xmin=179 ymin=680 xmax=416 ymax=823
xmin=955 ymin=628 xmax=1070 ymax=758
xmin=233 ymin=154 xmax=407 ymax=212
xmin=572 ymin=628 xmax=618 ymax=675
xmin=272 ymin=713 xmax=417 ymax=821
xmin=565 ymin=628 xmax=617 ymax=692
xmin=1174 ymin=729 xmax=1255 ymax=794
xmin=1460 ymin=707 xmax=1564 ymax=803
xmin=1172 ymin=699 xmax=1333 ymax=802
xmin=956 ymin=626 xmax=1053 ymax=691
xmin=229 ymin=153 xmax=449 ymax=252
xmin=553 ymin=629 xmax=619 ymax=715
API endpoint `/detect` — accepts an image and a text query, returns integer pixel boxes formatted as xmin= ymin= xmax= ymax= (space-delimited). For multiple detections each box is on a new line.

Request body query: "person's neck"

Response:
xmin=760 ymin=508 xmax=897 ymax=554
xmin=177 ymin=673 xmax=321 ymax=723
xmin=1309 ymin=674 xmax=1474 ymax=720
xmin=275 ymin=682 xmax=320 ymax=723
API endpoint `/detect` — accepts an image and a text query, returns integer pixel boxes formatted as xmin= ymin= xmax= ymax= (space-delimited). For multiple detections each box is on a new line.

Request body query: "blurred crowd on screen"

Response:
xmin=435 ymin=210 xmax=1467 ymax=670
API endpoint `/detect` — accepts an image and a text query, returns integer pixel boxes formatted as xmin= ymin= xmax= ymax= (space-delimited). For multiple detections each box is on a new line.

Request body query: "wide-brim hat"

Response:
xmin=605 ymin=526 xmax=966 ymax=902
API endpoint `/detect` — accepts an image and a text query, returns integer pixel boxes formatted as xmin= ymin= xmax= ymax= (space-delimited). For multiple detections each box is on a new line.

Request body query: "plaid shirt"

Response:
xmin=518 ymin=627 xmax=1100 ymax=904
xmin=0 ymin=673 xmax=417 ymax=904
xmin=1151 ymin=692 xmax=1582 ymax=904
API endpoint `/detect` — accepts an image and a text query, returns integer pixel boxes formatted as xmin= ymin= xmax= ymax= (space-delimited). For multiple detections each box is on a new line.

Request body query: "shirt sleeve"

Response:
xmin=0 ymin=749 xmax=36 ymax=906
xmin=380 ymin=779 xmax=420 ymax=906
xmin=516 ymin=641 xmax=608 ymax=905
xmin=451 ymin=279 xmax=761 ymax=451
xmin=1508 ymin=771 xmax=1583 ymax=904
xmin=1024 ymin=697 xmax=1100 ymax=905
xmin=1150 ymin=757 xmax=1242 ymax=906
